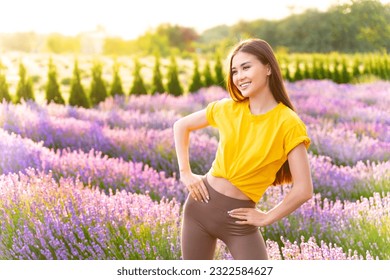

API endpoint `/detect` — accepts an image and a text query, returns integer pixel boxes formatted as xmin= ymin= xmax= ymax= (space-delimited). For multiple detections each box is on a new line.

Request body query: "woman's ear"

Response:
xmin=267 ymin=64 xmax=271 ymax=76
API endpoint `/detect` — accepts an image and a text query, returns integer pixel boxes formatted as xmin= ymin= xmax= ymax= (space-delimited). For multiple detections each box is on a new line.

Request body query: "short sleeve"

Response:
xmin=205 ymin=100 xmax=219 ymax=127
xmin=284 ymin=121 xmax=311 ymax=156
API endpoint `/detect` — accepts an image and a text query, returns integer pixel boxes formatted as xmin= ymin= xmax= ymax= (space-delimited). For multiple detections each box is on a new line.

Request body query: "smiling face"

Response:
xmin=231 ymin=51 xmax=271 ymax=99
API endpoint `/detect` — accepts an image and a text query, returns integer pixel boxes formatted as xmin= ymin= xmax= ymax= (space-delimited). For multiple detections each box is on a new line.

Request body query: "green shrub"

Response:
xmin=69 ymin=60 xmax=90 ymax=108
xmin=90 ymin=60 xmax=108 ymax=105
xmin=45 ymin=58 xmax=65 ymax=104
xmin=15 ymin=62 xmax=35 ymax=103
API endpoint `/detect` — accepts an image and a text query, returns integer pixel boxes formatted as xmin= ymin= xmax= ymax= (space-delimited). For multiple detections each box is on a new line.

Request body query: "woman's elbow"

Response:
xmin=304 ymin=189 xmax=313 ymax=202
xmin=294 ymin=181 xmax=313 ymax=203
xmin=173 ymin=119 xmax=184 ymax=131
xmin=302 ymin=183 xmax=314 ymax=202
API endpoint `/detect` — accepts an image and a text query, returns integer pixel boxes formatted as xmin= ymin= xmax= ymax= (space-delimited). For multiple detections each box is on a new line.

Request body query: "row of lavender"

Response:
xmin=1 ymin=82 xmax=389 ymax=168
xmin=0 ymin=168 xmax=387 ymax=260
xmin=0 ymin=122 xmax=388 ymax=202
xmin=0 ymin=80 xmax=389 ymax=259
xmin=1 ymin=81 xmax=389 ymax=200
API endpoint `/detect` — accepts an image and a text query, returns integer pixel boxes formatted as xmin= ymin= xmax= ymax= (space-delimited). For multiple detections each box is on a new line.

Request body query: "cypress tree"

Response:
xmin=311 ymin=57 xmax=320 ymax=80
xmin=377 ymin=59 xmax=384 ymax=80
xmin=332 ymin=59 xmax=341 ymax=84
xmin=283 ymin=59 xmax=292 ymax=81
xmin=284 ymin=64 xmax=292 ymax=82
xmin=45 ymin=58 xmax=65 ymax=104
xmin=188 ymin=55 xmax=203 ymax=93
xmin=202 ymin=59 xmax=214 ymax=87
xmin=129 ymin=57 xmax=148 ymax=95
xmin=16 ymin=62 xmax=35 ymax=103
xmin=325 ymin=58 xmax=333 ymax=80
xmin=214 ymin=52 xmax=225 ymax=88
xmin=69 ymin=60 xmax=90 ymax=108
xmin=318 ymin=58 xmax=326 ymax=80
xmin=90 ymin=60 xmax=107 ymax=106
xmin=151 ymin=54 xmax=165 ymax=94
xmin=383 ymin=56 xmax=390 ymax=80
xmin=368 ymin=56 xmax=378 ymax=77
xmin=371 ymin=57 xmax=381 ymax=78
xmin=0 ymin=62 xmax=11 ymax=102
xmin=376 ymin=57 xmax=387 ymax=80
xmin=340 ymin=58 xmax=350 ymax=83
xmin=293 ymin=60 xmax=303 ymax=82
xmin=110 ymin=60 xmax=124 ymax=96
xmin=362 ymin=56 xmax=372 ymax=76
xmin=166 ymin=55 xmax=183 ymax=96
xmin=352 ymin=57 xmax=361 ymax=79
xmin=303 ymin=59 xmax=311 ymax=80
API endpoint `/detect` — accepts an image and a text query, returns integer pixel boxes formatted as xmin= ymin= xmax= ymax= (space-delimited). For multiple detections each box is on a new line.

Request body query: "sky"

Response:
xmin=0 ymin=0 xmax=389 ymax=39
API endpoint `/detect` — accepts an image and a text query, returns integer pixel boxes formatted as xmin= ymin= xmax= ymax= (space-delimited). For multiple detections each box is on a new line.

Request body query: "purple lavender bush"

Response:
xmin=0 ymin=170 xmax=181 ymax=260
xmin=0 ymin=128 xmax=185 ymax=202
xmin=0 ymin=80 xmax=389 ymax=260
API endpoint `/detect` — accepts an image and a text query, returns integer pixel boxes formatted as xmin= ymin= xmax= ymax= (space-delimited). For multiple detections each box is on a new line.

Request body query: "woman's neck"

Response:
xmin=248 ymin=90 xmax=278 ymax=115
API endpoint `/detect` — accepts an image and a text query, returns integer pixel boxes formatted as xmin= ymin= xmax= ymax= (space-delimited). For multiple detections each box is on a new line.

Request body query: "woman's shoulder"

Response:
xmin=278 ymin=103 xmax=306 ymax=127
xmin=210 ymin=97 xmax=236 ymax=110
xmin=218 ymin=97 xmax=234 ymax=105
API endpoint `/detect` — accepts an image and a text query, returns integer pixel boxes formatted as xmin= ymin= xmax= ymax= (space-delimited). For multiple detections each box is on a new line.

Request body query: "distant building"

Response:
xmin=79 ymin=25 xmax=107 ymax=55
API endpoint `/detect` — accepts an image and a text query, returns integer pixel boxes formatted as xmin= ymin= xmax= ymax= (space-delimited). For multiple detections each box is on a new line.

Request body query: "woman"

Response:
xmin=173 ymin=38 xmax=313 ymax=260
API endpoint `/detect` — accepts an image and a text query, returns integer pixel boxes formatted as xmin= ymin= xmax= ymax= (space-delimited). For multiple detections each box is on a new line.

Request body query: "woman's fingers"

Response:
xmin=198 ymin=179 xmax=209 ymax=203
xmin=228 ymin=208 xmax=269 ymax=227
xmin=228 ymin=208 xmax=247 ymax=215
xmin=228 ymin=208 xmax=250 ymax=220
xmin=191 ymin=185 xmax=202 ymax=202
xmin=187 ymin=178 xmax=209 ymax=203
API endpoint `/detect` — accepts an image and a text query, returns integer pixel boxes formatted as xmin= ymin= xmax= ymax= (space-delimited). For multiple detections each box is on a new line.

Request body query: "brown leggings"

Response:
xmin=181 ymin=176 xmax=269 ymax=260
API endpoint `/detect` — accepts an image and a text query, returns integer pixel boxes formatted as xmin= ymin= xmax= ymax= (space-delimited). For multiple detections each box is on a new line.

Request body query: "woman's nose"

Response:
xmin=236 ymin=70 xmax=244 ymax=81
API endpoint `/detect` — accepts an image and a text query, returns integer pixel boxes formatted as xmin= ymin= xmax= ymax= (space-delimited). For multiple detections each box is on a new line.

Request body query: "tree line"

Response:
xmin=199 ymin=0 xmax=390 ymax=54
xmin=1 ymin=0 xmax=388 ymax=55
xmin=1 ymin=51 xmax=389 ymax=107
xmin=0 ymin=53 xmax=225 ymax=107
xmin=279 ymin=52 xmax=390 ymax=83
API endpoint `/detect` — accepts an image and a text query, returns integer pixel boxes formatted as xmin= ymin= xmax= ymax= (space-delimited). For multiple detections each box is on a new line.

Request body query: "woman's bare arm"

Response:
xmin=263 ymin=143 xmax=313 ymax=223
xmin=228 ymin=143 xmax=313 ymax=226
xmin=173 ymin=109 xmax=210 ymax=202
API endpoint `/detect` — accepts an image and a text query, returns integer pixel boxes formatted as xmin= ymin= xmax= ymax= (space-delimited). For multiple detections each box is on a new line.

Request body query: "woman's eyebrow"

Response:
xmin=231 ymin=61 xmax=251 ymax=70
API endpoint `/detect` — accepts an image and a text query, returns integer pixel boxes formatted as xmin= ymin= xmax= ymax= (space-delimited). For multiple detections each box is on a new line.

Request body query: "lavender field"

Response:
xmin=0 ymin=80 xmax=389 ymax=260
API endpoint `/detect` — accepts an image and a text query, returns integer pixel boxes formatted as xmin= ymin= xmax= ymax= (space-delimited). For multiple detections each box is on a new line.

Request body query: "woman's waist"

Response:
xmin=206 ymin=172 xmax=251 ymax=201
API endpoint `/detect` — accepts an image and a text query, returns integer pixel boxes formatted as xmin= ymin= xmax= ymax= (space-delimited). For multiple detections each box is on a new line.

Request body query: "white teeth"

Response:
xmin=240 ymin=82 xmax=250 ymax=88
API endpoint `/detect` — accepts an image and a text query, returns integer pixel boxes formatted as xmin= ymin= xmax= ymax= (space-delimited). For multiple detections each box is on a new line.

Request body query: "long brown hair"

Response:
xmin=226 ymin=38 xmax=294 ymax=186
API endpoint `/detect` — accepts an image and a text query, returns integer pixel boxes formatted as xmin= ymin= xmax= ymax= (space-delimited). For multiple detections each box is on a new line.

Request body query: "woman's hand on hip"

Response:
xmin=180 ymin=172 xmax=209 ymax=203
xmin=228 ymin=208 xmax=272 ymax=227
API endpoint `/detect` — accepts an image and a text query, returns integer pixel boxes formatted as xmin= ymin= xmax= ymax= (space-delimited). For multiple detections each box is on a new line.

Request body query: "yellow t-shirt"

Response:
xmin=206 ymin=98 xmax=310 ymax=203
